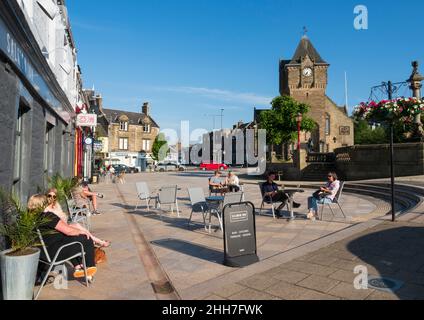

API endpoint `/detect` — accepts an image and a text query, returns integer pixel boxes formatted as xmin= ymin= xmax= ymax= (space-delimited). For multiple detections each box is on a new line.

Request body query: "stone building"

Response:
xmin=0 ymin=0 xmax=84 ymax=208
xmin=103 ymin=103 xmax=160 ymax=170
xmin=279 ymin=35 xmax=354 ymax=153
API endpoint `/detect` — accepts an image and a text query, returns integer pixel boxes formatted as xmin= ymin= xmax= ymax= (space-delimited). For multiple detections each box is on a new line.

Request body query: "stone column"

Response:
xmin=408 ymin=61 xmax=424 ymax=140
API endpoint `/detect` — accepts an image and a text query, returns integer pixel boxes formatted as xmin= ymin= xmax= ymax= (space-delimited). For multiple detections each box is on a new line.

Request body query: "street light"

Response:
xmin=296 ymin=113 xmax=303 ymax=151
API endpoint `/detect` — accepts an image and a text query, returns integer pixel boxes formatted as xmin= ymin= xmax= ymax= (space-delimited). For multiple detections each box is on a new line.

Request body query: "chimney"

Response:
xmin=142 ymin=102 xmax=150 ymax=116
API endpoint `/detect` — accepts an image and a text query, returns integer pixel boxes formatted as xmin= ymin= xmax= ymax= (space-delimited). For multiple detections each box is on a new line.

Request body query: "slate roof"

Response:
xmin=103 ymin=108 xmax=160 ymax=128
xmin=288 ymin=36 xmax=328 ymax=65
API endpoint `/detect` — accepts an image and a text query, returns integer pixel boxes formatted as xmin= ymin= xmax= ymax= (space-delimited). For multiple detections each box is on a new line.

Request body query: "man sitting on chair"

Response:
xmin=209 ymin=171 xmax=228 ymax=195
xmin=261 ymin=172 xmax=301 ymax=218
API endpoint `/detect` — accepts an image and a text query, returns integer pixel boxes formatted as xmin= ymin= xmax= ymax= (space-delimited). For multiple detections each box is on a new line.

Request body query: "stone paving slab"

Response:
xmin=210 ymin=221 xmax=424 ymax=300
xmin=36 ymin=171 xmax=389 ymax=300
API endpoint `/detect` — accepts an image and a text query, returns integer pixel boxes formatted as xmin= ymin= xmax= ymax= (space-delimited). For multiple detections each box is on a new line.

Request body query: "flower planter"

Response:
xmin=0 ymin=248 xmax=40 ymax=300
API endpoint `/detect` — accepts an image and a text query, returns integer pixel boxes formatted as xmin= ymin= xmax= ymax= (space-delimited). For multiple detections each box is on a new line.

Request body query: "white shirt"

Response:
xmin=326 ymin=180 xmax=340 ymax=201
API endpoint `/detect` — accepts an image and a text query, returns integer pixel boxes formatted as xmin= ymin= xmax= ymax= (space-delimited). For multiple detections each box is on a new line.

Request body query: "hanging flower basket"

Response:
xmin=354 ymin=97 xmax=424 ymax=123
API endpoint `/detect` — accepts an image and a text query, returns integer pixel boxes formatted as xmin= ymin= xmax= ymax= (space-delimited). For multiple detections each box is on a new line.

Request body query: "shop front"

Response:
xmin=0 ymin=2 xmax=75 ymax=204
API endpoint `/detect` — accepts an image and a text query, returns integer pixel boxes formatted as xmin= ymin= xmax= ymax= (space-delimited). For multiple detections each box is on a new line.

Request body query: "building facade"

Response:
xmin=103 ymin=103 xmax=160 ymax=170
xmin=279 ymin=36 xmax=354 ymax=152
xmin=0 ymin=0 xmax=85 ymax=210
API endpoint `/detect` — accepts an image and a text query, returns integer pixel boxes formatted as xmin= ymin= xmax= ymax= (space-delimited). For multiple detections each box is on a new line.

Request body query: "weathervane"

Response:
xmin=303 ymin=26 xmax=308 ymax=37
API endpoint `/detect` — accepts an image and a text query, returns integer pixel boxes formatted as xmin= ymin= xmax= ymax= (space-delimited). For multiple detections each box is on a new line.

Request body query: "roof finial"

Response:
xmin=303 ymin=26 xmax=308 ymax=38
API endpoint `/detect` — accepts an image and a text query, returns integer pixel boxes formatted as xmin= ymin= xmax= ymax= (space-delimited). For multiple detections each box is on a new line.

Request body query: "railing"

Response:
xmin=306 ymin=153 xmax=336 ymax=163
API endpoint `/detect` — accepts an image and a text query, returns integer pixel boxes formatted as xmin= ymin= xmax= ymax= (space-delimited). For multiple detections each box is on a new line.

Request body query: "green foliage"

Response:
xmin=354 ymin=120 xmax=388 ymax=145
xmin=0 ymin=190 xmax=52 ymax=254
xmin=259 ymin=96 xmax=316 ymax=145
xmin=48 ymin=174 xmax=78 ymax=206
xmin=152 ymin=133 xmax=170 ymax=162
xmin=354 ymin=120 xmax=415 ymax=145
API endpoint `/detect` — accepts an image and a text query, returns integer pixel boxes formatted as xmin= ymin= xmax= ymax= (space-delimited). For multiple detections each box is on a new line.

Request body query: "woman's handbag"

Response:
xmin=313 ymin=190 xmax=331 ymax=200
xmin=95 ymin=247 xmax=107 ymax=264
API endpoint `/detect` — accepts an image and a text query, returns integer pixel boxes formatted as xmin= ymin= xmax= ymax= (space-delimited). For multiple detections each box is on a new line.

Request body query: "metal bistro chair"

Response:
xmin=157 ymin=185 xmax=180 ymax=220
xmin=188 ymin=188 xmax=209 ymax=231
xmin=320 ymin=181 xmax=347 ymax=221
xmin=258 ymin=184 xmax=289 ymax=220
xmin=209 ymin=192 xmax=244 ymax=233
xmin=35 ymin=230 xmax=89 ymax=300
xmin=66 ymin=198 xmax=91 ymax=231
xmin=135 ymin=182 xmax=158 ymax=211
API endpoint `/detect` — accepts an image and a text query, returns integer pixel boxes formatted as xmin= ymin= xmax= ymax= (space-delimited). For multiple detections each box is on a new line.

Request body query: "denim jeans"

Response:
xmin=308 ymin=196 xmax=333 ymax=214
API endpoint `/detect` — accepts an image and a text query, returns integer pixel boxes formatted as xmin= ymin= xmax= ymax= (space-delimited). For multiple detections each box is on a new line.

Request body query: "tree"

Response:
xmin=354 ymin=120 xmax=388 ymax=145
xmin=259 ymin=96 xmax=316 ymax=146
xmin=151 ymin=133 xmax=169 ymax=162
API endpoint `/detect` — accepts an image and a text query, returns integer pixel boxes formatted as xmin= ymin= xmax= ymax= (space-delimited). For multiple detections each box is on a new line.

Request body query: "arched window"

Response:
xmin=325 ymin=114 xmax=331 ymax=136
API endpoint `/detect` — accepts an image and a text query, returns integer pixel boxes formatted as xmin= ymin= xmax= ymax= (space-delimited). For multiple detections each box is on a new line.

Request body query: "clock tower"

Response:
xmin=279 ymin=35 xmax=354 ymax=152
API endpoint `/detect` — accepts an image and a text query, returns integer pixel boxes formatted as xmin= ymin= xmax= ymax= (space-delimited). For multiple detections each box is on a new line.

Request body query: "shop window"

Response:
xmin=44 ymin=123 xmax=55 ymax=187
xmin=12 ymin=103 xmax=29 ymax=198
xmin=119 ymin=138 xmax=128 ymax=150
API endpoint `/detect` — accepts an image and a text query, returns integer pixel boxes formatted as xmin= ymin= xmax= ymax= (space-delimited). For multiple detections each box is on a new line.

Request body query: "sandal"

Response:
xmin=73 ymin=267 xmax=97 ymax=279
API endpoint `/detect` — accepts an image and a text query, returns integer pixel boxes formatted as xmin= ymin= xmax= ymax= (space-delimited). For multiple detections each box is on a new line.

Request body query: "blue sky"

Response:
xmin=68 ymin=0 xmax=424 ymax=134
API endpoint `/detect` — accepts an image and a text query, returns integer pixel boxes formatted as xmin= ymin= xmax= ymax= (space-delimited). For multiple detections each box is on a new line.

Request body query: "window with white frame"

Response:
xmin=119 ymin=138 xmax=129 ymax=150
xmin=143 ymin=124 xmax=151 ymax=133
xmin=120 ymin=121 xmax=129 ymax=131
xmin=142 ymin=140 xmax=151 ymax=151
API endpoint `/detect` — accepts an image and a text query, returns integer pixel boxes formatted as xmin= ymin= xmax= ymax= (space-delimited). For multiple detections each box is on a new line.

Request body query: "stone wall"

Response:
xmin=335 ymin=143 xmax=424 ymax=180
xmin=109 ymin=124 xmax=160 ymax=153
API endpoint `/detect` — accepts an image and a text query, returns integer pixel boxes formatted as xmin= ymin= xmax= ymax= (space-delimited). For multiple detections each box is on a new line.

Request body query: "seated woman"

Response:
xmin=226 ymin=171 xmax=241 ymax=193
xmin=72 ymin=179 xmax=103 ymax=215
xmin=46 ymin=188 xmax=110 ymax=248
xmin=28 ymin=194 xmax=97 ymax=280
xmin=307 ymin=172 xmax=340 ymax=221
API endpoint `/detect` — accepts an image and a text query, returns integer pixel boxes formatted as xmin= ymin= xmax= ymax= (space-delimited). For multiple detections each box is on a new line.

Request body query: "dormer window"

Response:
xmin=143 ymin=124 xmax=151 ymax=133
xmin=120 ymin=121 xmax=128 ymax=131
xmin=118 ymin=115 xmax=129 ymax=131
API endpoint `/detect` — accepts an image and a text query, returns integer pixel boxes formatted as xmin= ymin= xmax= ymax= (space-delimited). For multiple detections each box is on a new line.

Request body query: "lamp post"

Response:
xmin=296 ymin=113 xmax=303 ymax=151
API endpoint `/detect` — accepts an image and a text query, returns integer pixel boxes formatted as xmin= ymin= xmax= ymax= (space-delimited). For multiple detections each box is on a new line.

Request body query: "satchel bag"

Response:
xmin=95 ymin=247 xmax=107 ymax=264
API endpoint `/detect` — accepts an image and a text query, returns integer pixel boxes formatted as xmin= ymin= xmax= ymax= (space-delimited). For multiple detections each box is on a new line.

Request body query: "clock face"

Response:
xmin=303 ymin=68 xmax=313 ymax=77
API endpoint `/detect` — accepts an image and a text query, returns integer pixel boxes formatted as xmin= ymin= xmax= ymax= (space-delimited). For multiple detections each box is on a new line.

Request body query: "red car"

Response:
xmin=200 ymin=163 xmax=229 ymax=171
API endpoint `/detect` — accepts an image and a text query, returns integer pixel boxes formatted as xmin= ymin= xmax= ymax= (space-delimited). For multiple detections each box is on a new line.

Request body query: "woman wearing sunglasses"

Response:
xmin=28 ymin=194 xmax=97 ymax=281
xmin=46 ymin=189 xmax=111 ymax=248
xmin=306 ymin=172 xmax=340 ymax=221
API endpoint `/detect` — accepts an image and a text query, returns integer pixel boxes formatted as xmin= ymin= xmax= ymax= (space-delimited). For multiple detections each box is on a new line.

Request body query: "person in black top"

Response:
xmin=28 ymin=195 xmax=97 ymax=280
xmin=261 ymin=172 xmax=301 ymax=218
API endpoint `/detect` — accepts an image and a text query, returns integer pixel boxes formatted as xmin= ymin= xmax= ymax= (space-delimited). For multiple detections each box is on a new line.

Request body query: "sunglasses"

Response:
xmin=47 ymin=194 xmax=57 ymax=199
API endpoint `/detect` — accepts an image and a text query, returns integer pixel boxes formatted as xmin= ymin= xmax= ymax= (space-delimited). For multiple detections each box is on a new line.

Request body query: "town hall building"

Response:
xmin=279 ymin=35 xmax=354 ymax=153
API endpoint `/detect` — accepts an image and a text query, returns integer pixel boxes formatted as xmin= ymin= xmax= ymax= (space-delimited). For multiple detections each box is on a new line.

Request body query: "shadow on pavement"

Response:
xmin=347 ymin=225 xmax=424 ymax=300
xmin=151 ymin=238 xmax=224 ymax=264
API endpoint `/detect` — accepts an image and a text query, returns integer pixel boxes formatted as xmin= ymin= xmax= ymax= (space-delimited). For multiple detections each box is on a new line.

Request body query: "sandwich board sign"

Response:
xmin=222 ymin=202 xmax=259 ymax=268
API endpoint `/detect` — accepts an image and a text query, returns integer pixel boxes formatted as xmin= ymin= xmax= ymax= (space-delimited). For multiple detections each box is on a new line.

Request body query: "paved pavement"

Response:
xmin=37 ymin=170 xmax=395 ymax=300
xmin=206 ymin=220 xmax=424 ymax=300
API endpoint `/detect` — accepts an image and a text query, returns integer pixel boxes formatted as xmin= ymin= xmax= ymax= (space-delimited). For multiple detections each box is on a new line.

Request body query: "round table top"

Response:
xmin=206 ymin=196 xmax=225 ymax=202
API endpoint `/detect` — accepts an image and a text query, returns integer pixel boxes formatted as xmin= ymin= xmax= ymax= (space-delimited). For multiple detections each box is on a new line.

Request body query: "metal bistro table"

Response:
xmin=283 ymin=188 xmax=305 ymax=221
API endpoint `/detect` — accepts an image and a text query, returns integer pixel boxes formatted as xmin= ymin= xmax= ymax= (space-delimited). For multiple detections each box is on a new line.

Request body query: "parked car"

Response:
xmin=112 ymin=164 xmax=139 ymax=174
xmin=199 ymin=163 xmax=229 ymax=171
xmin=155 ymin=162 xmax=186 ymax=172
